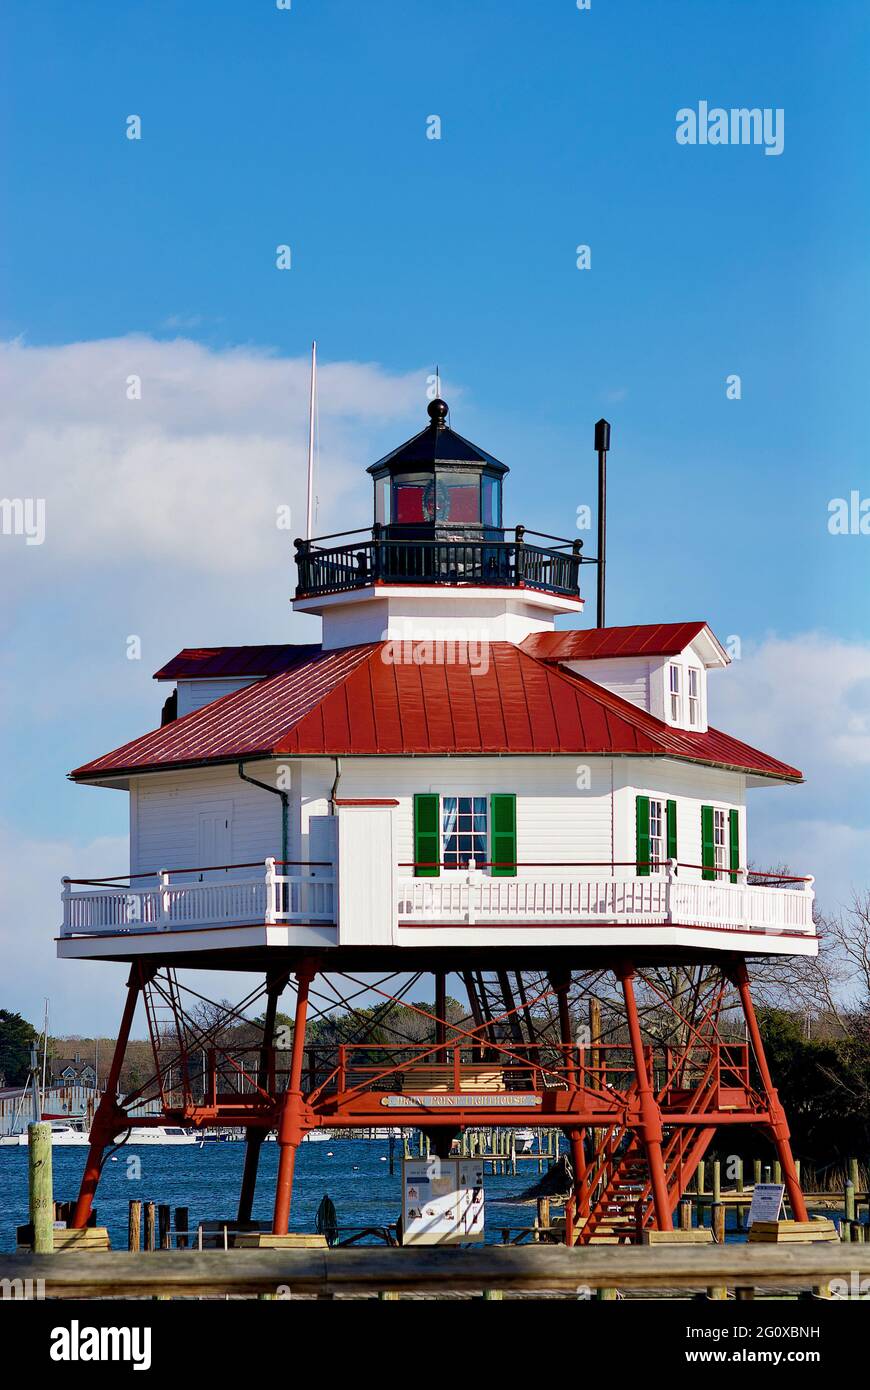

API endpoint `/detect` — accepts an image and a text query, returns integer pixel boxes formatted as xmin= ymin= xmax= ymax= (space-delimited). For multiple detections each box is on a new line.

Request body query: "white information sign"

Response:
xmin=746 ymin=1182 xmax=785 ymax=1227
xmin=402 ymin=1157 xmax=485 ymax=1246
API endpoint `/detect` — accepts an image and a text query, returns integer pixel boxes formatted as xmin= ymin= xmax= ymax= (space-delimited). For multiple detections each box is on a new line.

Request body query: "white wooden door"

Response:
xmin=197 ymin=801 xmax=234 ymax=879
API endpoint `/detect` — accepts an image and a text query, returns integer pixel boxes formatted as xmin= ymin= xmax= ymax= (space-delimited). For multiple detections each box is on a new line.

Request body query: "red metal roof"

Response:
xmin=521 ymin=622 xmax=711 ymax=662
xmin=71 ymin=641 xmax=801 ymax=783
xmin=153 ymin=645 xmax=316 ymax=680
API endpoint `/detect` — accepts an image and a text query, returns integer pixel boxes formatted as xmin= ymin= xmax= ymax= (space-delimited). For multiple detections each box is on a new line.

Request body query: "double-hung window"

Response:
xmin=636 ymin=794 xmax=677 ymax=876
xmin=413 ymin=793 xmax=517 ymax=877
xmin=702 ymin=805 xmax=740 ymax=882
xmin=669 ymin=663 xmax=681 ymax=722
xmin=648 ymin=798 xmax=665 ymax=871
xmin=713 ymin=808 xmax=728 ymax=877
xmin=687 ymin=668 xmax=700 ymax=727
xmin=442 ymin=796 xmax=488 ymax=869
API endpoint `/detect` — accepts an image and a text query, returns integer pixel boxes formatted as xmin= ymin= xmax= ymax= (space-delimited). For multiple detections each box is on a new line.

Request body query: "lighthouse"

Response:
xmin=60 ymin=396 xmax=816 ymax=1241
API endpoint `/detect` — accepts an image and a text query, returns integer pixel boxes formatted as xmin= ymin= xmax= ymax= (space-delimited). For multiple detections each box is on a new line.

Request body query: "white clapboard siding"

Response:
xmin=298 ymin=756 xmax=614 ymax=877
xmin=613 ymin=759 xmax=746 ymax=876
xmin=564 ymin=657 xmax=652 ymax=711
xmin=175 ymin=678 xmax=262 ymax=718
xmin=131 ymin=764 xmax=293 ymax=876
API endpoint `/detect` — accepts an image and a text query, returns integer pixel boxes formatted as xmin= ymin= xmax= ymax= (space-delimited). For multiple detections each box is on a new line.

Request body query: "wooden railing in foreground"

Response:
xmin=3 ymin=1245 xmax=870 ymax=1299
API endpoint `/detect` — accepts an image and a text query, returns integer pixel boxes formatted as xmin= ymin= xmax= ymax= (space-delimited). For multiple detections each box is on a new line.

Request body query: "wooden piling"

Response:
xmin=144 ymin=1201 xmax=156 ymax=1252
xmin=28 ymin=1122 xmax=54 ymax=1254
xmin=158 ymin=1204 xmax=172 ymax=1250
xmin=128 ymin=1200 xmax=142 ymax=1252
xmin=707 ymin=1202 xmax=727 ymax=1298
xmin=175 ymin=1207 xmax=189 ymax=1250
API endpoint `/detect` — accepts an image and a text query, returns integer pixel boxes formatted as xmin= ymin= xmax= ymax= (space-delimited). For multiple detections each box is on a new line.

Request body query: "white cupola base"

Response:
xmin=293 ymin=584 xmax=584 ymax=650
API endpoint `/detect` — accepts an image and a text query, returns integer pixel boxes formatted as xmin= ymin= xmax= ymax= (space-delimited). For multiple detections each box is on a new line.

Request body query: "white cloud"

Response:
xmin=0 ymin=336 xmax=440 ymax=1028
xmin=710 ymin=633 xmax=870 ymax=910
xmin=0 ymin=335 xmax=427 ymax=577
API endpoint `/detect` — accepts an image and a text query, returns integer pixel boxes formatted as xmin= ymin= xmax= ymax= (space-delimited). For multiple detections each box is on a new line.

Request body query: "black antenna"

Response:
xmin=594 ymin=419 xmax=611 ymax=628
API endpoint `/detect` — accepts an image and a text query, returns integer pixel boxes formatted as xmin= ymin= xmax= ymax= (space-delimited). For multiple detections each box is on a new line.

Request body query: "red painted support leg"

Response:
xmin=238 ymin=971 xmax=287 ymax=1223
xmin=733 ymin=958 xmax=809 ymax=1222
xmin=551 ymin=972 xmax=589 ymax=1225
xmin=568 ymin=1129 xmax=588 ymax=1217
xmin=72 ymin=965 xmax=147 ymax=1229
xmin=272 ymin=963 xmax=314 ymax=1235
xmin=619 ymin=964 xmax=672 ymax=1231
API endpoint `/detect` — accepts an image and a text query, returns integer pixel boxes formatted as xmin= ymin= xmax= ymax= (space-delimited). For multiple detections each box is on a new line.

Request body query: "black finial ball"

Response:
xmin=427 ymin=397 xmax=448 ymax=426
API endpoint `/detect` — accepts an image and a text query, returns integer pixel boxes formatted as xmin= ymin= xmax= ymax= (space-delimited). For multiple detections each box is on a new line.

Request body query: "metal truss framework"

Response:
xmin=71 ymin=954 xmax=808 ymax=1241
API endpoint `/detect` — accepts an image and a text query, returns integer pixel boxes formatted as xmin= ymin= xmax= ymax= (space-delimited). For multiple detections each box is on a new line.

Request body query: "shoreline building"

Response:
xmin=60 ymin=398 xmax=815 ymax=1239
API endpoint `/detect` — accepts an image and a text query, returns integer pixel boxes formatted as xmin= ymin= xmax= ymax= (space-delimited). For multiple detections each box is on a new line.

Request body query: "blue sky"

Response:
xmin=2 ymin=0 xmax=869 ymax=1028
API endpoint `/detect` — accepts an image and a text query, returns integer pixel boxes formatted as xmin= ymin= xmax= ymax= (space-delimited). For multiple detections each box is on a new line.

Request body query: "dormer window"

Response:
xmin=688 ymin=668 xmax=700 ymax=727
xmin=668 ymin=663 xmax=681 ymax=722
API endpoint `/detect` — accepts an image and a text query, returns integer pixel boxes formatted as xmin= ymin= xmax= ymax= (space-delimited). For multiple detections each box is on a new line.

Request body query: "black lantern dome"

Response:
xmin=367 ymin=398 xmax=508 ymax=542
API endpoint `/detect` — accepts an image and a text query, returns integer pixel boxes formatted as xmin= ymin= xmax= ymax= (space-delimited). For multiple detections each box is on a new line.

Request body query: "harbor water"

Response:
xmin=0 ymin=1137 xmax=564 ymax=1252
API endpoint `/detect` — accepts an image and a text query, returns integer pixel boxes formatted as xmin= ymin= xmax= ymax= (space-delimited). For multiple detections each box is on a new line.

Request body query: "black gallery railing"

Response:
xmin=294 ymin=526 xmax=586 ymax=599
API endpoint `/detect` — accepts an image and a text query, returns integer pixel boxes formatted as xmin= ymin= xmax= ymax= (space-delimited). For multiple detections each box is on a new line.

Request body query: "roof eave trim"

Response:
xmin=68 ymin=748 xmax=802 ymax=782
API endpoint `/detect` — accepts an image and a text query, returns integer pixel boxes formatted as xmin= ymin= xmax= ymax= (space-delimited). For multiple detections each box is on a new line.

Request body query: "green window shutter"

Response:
xmin=666 ymin=799 xmax=678 ymax=863
xmin=729 ymin=809 xmax=740 ymax=885
xmin=636 ymin=795 xmax=650 ymax=876
xmin=701 ymin=805 xmax=715 ymax=881
xmin=490 ymin=794 xmax=517 ymax=877
xmin=413 ymin=793 xmax=440 ymax=877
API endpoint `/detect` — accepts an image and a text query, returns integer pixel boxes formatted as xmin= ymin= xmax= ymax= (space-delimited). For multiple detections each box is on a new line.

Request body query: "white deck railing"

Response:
xmin=61 ymin=858 xmax=335 ymax=937
xmin=396 ymin=862 xmax=815 ymax=936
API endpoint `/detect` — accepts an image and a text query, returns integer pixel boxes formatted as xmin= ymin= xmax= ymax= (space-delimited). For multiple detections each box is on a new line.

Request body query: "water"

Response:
xmin=0 ymin=1139 xmax=554 ymax=1251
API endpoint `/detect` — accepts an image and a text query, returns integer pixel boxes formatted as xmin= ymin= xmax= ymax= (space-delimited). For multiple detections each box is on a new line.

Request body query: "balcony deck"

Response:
xmin=396 ymin=868 xmax=815 ymax=935
xmin=57 ymin=858 xmax=817 ymax=961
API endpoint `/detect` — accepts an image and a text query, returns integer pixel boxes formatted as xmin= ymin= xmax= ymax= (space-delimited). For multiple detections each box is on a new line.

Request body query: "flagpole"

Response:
xmin=306 ymin=340 xmax=317 ymax=539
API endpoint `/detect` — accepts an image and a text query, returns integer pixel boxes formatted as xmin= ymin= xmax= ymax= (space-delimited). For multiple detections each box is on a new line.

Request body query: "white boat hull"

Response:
xmin=120 ymin=1126 xmax=197 ymax=1146
xmin=0 ymin=1124 xmax=90 ymax=1147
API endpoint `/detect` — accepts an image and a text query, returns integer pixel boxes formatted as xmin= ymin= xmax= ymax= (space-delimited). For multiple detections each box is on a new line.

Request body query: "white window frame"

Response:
xmin=441 ymin=795 xmax=489 ymax=872
xmin=713 ymin=807 xmax=728 ymax=879
xmin=668 ymin=663 xmax=682 ymax=722
xmin=648 ymin=798 xmax=665 ymax=873
xmin=687 ymin=667 xmax=701 ymax=727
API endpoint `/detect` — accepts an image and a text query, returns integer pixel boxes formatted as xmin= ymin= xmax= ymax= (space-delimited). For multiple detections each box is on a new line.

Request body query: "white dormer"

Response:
xmin=521 ymin=622 xmax=729 ymax=733
xmin=152 ymin=645 xmax=307 ymax=721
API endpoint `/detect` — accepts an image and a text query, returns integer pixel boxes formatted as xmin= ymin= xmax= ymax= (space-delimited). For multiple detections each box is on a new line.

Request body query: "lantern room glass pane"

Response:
xmin=481 ymin=476 xmax=501 ymax=527
xmin=374 ymin=476 xmax=392 ymax=525
xmin=393 ymin=472 xmax=432 ymax=524
xmin=432 ymin=471 xmax=480 ymax=524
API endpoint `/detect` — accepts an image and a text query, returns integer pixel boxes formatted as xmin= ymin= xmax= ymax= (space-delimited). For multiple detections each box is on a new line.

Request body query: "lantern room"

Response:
xmin=368 ymin=397 xmax=507 ymax=540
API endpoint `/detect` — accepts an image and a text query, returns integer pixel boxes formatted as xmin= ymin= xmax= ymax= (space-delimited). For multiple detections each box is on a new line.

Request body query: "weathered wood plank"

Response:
xmin=1 ymin=1244 xmax=868 ymax=1298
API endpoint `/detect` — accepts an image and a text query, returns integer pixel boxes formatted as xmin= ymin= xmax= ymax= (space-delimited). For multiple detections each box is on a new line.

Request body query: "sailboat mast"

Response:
xmin=40 ymin=998 xmax=49 ymax=1111
xmin=306 ymin=340 xmax=317 ymax=539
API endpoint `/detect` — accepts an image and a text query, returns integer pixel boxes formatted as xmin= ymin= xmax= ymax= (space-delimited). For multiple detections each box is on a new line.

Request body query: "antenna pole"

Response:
xmin=594 ymin=419 xmax=611 ymax=628
xmin=306 ymin=340 xmax=317 ymax=540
